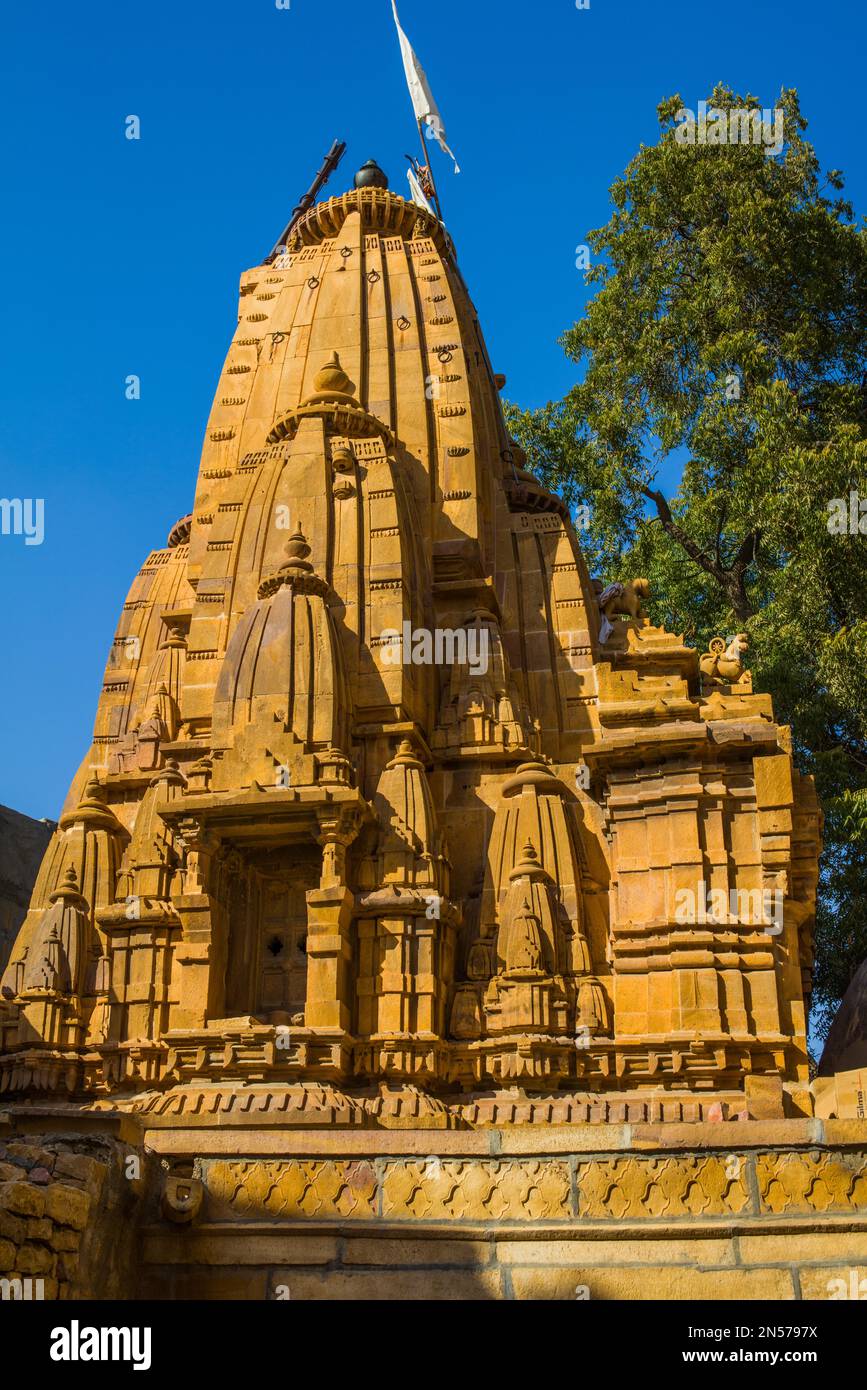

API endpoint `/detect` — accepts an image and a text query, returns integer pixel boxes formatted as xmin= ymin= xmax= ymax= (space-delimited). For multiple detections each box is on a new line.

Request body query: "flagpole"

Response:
xmin=391 ymin=0 xmax=456 ymax=223
xmin=416 ymin=117 xmax=444 ymax=222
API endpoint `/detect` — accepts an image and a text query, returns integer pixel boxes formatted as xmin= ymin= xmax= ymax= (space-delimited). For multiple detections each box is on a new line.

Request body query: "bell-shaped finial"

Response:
xmin=313 ymin=352 xmax=355 ymax=399
xmin=278 ymin=529 xmax=314 ymax=575
xmin=55 ymin=865 xmax=79 ymax=895
xmin=354 ymin=159 xmax=388 ymax=191
xmin=257 ymin=527 xmax=330 ymax=599
xmin=388 ymin=738 xmax=424 ymax=770
xmin=510 ymin=838 xmax=546 ymax=883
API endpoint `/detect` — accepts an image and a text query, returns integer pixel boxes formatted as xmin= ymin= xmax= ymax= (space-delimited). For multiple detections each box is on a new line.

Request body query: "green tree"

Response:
xmin=507 ymin=86 xmax=867 ymax=1038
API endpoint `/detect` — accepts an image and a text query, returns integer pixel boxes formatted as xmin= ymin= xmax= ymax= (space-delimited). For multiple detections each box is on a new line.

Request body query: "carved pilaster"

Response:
xmin=303 ymin=806 xmax=364 ymax=1033
xmin=170 ymin=820 xmax=228 ymax=1030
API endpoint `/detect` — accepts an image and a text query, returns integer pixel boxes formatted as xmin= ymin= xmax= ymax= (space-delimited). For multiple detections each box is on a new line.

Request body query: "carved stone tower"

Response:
xmin=1 ymin=169 xmax=846 ymax=1304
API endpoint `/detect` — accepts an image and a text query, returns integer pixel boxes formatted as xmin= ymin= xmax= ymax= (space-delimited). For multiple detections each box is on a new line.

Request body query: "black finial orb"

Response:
xmin=354 ymin=159 xmax=388 ymax=191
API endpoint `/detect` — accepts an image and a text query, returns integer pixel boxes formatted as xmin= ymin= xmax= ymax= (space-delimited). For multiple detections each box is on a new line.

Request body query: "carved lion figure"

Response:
xmin=700 ymin=633 xmax=750 ymax=686
xmin=597 ymin=578 xmax=651 ymax=642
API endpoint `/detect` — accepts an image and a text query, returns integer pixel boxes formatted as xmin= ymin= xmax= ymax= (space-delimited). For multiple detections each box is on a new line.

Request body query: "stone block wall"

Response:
xmin=0 ymin=1126 xmax=141 ymax=1299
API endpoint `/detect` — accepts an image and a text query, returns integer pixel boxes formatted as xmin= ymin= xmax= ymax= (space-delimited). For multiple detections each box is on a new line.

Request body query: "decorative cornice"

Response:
xmin=167 ymin=514 xmax=192 ymax=549
xmin=286 ymin=188 xmax=445 ymax=254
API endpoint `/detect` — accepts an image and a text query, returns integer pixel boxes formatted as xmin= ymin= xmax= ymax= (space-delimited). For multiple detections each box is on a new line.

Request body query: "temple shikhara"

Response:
xmin=1 ymin=164 xmax=863 ymax=1303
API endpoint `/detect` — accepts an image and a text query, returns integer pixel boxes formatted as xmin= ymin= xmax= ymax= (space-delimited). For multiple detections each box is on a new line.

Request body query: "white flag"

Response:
xmin=407 ymin=166 xmax=435 ymax=215
xmin=391 ymin=0 xmax=460 ymax=173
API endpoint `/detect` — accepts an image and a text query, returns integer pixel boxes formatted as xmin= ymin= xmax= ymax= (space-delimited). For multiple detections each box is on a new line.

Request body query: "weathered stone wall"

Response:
xmin=0 ymin=1122 xmax=142 ymax=1299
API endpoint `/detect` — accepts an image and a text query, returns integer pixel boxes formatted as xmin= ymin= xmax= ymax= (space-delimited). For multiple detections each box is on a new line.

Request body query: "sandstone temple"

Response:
xmin=1 ymin=164 xmax=864 ymax=1302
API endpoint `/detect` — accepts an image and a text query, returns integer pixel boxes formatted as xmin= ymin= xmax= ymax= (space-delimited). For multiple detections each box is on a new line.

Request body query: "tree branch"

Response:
xmin=640 ymin=484 xmax=756 ymax=620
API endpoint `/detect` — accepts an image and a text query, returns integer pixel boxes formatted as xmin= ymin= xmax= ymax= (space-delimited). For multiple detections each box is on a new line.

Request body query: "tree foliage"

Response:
xmin=507 ymin=86 xmax=867 ymax=1036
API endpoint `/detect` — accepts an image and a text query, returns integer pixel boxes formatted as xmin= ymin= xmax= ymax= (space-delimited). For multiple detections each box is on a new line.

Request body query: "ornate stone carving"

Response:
xmin=577 ymin=1155 xmax=751 ymax=1219
xmin=700 ymin=633 xmax=752 ymax=690
xmin=0 ymin=173 xmax=818 ymax=1121
xmin=597 ymin=578 xmax=651 ymax=643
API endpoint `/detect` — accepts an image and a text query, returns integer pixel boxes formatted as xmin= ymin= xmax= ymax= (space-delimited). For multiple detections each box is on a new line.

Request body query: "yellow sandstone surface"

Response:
xmin=0 ymin=167 xmax=858 ymax=1300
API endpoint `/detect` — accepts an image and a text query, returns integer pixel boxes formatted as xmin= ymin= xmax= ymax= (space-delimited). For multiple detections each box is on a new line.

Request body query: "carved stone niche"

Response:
xmin=450 ymin=983 xmax=483 ymax=1040
xmin=469 ymin=762 xmax=610 ymax=1043
xmin=485 ymin=842 xmax=567 ymax=1036
xmin=480 ymin=761 xmax=588 ymax=957
xmin=432 ymin=609 xmax=534 ymax=756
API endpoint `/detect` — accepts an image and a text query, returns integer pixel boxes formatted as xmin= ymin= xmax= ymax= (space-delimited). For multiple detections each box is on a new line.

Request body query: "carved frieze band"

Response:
xmin=200 ymin=1150 xmax=867 ymax=1225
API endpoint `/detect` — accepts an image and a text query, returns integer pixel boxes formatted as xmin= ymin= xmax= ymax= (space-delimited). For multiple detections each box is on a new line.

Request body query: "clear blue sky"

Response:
xmin=1 ymin=0 xmax=864 ymax=820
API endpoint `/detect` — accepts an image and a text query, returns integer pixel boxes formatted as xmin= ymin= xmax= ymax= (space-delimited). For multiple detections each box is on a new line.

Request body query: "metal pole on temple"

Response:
xmin=415 ymin=117 xmax=444 ymax=222
xmin=392 ymin=1 xmax=458 ymax=223
xmin=265 ymin=138 xmax=347 ymax=262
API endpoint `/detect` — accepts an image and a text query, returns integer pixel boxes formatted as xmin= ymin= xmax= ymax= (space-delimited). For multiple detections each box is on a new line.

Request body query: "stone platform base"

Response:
xmin=3 ymin=1106 xmax=866 ymax=1300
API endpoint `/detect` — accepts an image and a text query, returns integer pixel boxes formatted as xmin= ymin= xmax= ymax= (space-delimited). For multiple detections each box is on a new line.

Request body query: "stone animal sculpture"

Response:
xmin=597 ymin=579 xmax=651 ymax=643
xmin=700 ymin=633 xmax=750 ymax=687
